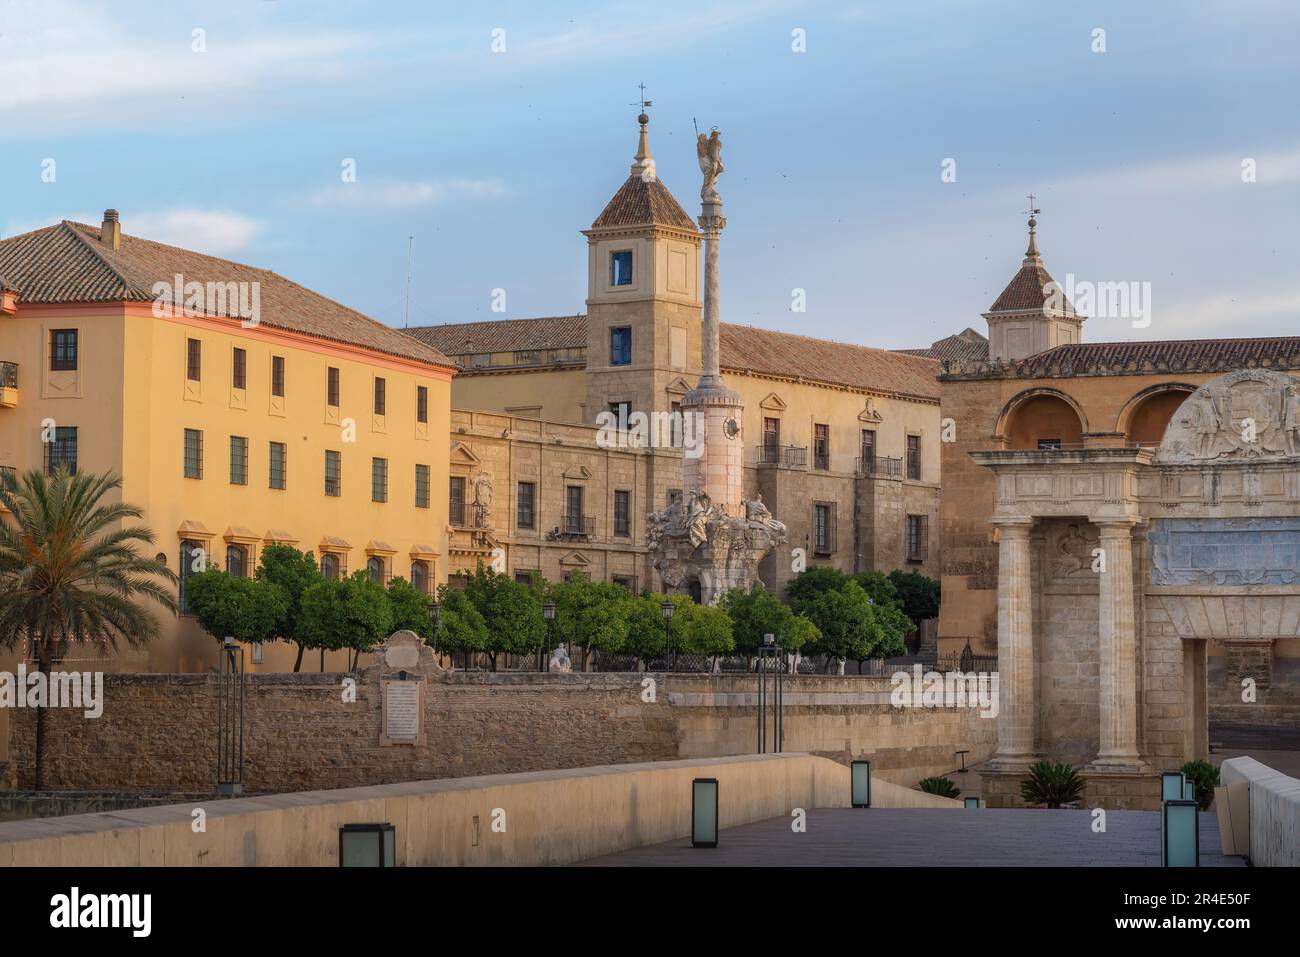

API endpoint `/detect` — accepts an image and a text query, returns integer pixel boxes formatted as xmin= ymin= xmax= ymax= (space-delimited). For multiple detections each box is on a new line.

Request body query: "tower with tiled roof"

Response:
xmin=580 ymin=111 xmax=703 ymax=431
xmin=983 ymin=211 xmax=1084 ymax=363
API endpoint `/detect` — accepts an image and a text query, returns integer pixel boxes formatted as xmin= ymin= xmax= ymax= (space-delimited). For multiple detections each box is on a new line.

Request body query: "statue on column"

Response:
xmin=696 ymin=129 xmax=724 ymax=202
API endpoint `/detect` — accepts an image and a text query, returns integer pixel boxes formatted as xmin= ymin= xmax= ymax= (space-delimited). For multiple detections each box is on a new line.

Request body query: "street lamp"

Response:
xmin=542 ymin=601 xmax=556 ymax=673
xmin=429 ymin=600 xmax=441 ymax=654
xmin=661 ymin=600 xmax=675 ymax=670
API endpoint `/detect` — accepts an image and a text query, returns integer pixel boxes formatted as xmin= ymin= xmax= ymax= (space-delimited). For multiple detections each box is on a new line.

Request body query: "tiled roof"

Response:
xmin=0 ymin=221 xmax=455 ymax=369
xmin=720 ymin=324 xmax=940 ymax=400
xmin=406 ymin=316 xmax=941 ymax=399
xmin=987 ymin=259 xmax=1078 ymax=315
xmin=899 ymin=327 xmax=989 ymax=364
xmin=406 ymin=315 xmax=587 ymax=356
xmin=1011 ymin=337 xmax=1300 ymax=377
xmin=591 ymin=176 xmax=697 ymax=231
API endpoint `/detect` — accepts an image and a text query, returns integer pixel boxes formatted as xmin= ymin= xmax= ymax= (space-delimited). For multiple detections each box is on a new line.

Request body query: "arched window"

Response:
xmin=320 ymin=553 xmax=340 ymax=581
xmin=411 ymin=560 xmax=429 ymax=594
xmin=1122 ymin=387 xmax=1195 ymax=447
xmin=226 ymin=544 xmax=248 ymax=577
xmin=367 ymin=556 xmax=385 ymax=584
xmin=1003 ymin=392 xmax=1085 ymax=450
xmin=179 ymin=539 xmax=202 ymax=613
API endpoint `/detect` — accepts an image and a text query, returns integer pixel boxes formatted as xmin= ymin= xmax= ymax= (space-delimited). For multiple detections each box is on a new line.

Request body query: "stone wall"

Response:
xmin=5 ymin=667 xmax=995 ymax=795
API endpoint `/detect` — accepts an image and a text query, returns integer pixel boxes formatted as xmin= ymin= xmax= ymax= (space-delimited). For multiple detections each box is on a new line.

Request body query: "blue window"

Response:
xmin=610 ymin=327 xmax=632 ymax=366
xmin=610 ymin=250 xmax=633 ymax=286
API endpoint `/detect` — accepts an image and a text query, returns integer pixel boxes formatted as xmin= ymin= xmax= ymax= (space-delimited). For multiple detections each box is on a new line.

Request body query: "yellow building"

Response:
xmin=0 ymin=211 xmax=456 ymax=681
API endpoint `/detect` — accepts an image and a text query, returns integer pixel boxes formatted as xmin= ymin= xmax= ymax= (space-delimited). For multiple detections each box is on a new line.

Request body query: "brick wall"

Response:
xmin=5 ymin=668 xmax=996 ymax=794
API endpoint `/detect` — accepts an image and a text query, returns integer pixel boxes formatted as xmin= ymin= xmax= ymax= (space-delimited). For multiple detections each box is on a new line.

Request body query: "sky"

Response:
xmin=2 ymin=0 xmax=1298 ymax=350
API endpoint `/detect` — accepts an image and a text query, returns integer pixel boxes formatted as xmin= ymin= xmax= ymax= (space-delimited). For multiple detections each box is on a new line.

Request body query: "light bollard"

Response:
xmin=692 ymin=778 xmax=719 ymax=848
xmin=851 ymin=760 xmax=871 ymax=808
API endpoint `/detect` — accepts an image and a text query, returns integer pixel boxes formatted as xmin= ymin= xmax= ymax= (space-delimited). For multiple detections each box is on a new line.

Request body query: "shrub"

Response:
xmin=1019 ymin=760 xmax=1085 ymax=808
xmin=1181 ymin=759 xmax=1220 ymax=810
xmin=918 ymin=776 xmax=961 ymax=799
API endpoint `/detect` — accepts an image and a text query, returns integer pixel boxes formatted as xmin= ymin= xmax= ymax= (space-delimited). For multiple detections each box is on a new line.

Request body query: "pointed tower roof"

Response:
xmin=591 ymin=114 xmax=697 ymax=231
xmin=985 ymin=214 xmax=1078 ymax=316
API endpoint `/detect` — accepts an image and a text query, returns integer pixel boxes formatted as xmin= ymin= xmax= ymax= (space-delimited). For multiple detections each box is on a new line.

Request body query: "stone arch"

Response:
xmin=996 ymin=387 xmax=1089 ymax=450
xmin=1114 ymin=382 xmax=1197 ymax=446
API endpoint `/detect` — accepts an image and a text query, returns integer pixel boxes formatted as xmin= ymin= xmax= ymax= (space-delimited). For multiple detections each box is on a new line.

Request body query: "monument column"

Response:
xmin=1093 ymin=520 xmax=1144 ymax=768
xmin=990 ymin=519 xmax=1036 ymax=766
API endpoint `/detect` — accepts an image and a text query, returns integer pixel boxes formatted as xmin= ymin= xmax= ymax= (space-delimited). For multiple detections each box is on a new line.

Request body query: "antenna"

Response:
xmin=403 ymin=235 xmax=413 ymax=329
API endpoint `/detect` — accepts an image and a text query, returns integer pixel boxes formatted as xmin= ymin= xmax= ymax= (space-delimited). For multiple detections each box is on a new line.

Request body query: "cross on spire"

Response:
xmin=1023 ymin=194 xmax=1041 ymax=261
xmin=630 ymin=82 xmax=653 ymax=121
xmin=1023 ymin=193 xmax=1040 ymax=222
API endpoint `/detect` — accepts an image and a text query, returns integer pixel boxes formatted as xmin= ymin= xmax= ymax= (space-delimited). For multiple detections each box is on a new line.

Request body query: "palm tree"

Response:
xmin=0 ymin=467 xmax=177 ymax=789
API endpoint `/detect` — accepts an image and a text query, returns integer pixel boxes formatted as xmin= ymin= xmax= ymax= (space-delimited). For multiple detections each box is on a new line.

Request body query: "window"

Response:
xmin=324 ymin=450 xmax=341 ymax=496
xmin=449 ymin=476 xmax=466 ymax=524
xmin=610 ymin=326 xmax=632 ymax=365
xmin=1037 ymin=438 xmax=1062 ymax=450
xmin=608 ymin=400 xmax=632 ymax=429
xmin=668 ymin=488 xmax=681 ymax=506
xmin=184 ymin=429 xmax=203 ymax=479
xmin=366 ymin=556 xmax=385 ymax=584
xmin=179 ymin=539 xmax=202 ymax=613
xmin=186 ymin=338 xmax=202 ymax=381
xmin=269 ymin=442 xmax=287 ymax=490
xmin=250 ymin=643 xmax=264 ymax=664
xmin=610 ymin=250 xmax=633 ymax=286
xmin=517 ymin=481 xmax=536 ymax=529
xmin=813 ymin=502 xmax=836 ymax=555
xmin=232 ymin=347 xmax=247 ymax=389
xmin=860 ymin=429 xmax=876 ymax=472
xmin=907 ymin=514 xmax=929 ymax=562
xmin=371 ymin=457 xmax=388 ymax=503
xmin=612 ymin=575 xmax=635 ymax=592
xmin=373 ymin=377 xmax=386 ymax=415
xmin=320 ymin=553 xmax=341 ymax=580
xmin=614 ymin=489 xmax=631 ymax=536
xmin=44 ymin=426 xmax=78 ymax=475
xmin=671 ymin=401 xmax=683 ymax=447
xmin=229 ymin=436 xmax=248 ymax=485
xmin=565 ymin=485 xmax=585 ymax=535
xmin=327 ymin=367 xmax=340 ymax=407
xmin=814 ymin=423 xmax=830 ymax=470
xmin=411 ymin=560 xmax=430 ymax=594
xmin=763 ymin=417 xmax=781 ymax=462
xmin=226 ymin=544 xmax=248 ymax=577
xmin=906 ymin=434 xmax=921 ymax=480
xmin=515 ymin=570 xmax=537 ymax=586
xmin=50 ymin=329 xmax=78 ymax=371
xmin=417 ymin=385 xmax=428 ymax=423
xmin=271 ymin=356 xmax=285 ymax=397
xmin=415 ymin=464 xmax=430 ymax=508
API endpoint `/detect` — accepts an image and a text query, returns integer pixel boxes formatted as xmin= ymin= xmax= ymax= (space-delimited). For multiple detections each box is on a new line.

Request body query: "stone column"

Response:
xmin=1093 ymin=520 xmax=1144 ymax=769
xmin=991 ymin=519 xmax=1036 ymax=766
xmin=698 ymin=204 xmax=724 ymax=389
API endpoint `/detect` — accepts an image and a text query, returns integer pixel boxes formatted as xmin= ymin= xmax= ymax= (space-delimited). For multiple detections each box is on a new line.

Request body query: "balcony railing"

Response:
xmin=855 ymin=455 xmax=903 ymax=478
xmin=449 ymin=502 xmax=490 ymax=529
xmin=558 ymin=513 xmax=595 ymax=538
xmin=0 ymin=362 xmax=16 ymax=389
xmin=756 ymin=444 xmax=808 ymax=468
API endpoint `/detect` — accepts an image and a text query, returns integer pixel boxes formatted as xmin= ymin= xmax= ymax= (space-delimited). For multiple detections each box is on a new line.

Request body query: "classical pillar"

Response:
xmin=991 ymin=519 xmax=1036 ymax=765
xmin=1093 ymin=520 xmax=1144 ymax=768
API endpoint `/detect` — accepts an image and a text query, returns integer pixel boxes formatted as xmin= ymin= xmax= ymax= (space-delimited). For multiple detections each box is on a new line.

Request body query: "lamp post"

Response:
xmin=429 ymin=599 xmax=441 ymax=658
xmin=661 ymin=600 xmax=675 ymax=671
xmin=542 ymin=601 xmax=556 ymax=673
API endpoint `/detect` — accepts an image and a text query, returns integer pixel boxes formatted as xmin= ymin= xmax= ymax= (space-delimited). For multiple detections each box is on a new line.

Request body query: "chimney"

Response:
xmin=101 ymin=209 xmax=121 ymax=251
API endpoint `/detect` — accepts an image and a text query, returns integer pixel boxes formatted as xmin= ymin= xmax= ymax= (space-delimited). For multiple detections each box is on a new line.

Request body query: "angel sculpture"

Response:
xmin=697 ymin=129 xmax=724 ymax=202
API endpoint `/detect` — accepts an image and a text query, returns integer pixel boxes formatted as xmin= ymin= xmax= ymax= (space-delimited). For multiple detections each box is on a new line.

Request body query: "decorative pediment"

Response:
xmin=563 ymin=464 xmax=592 ymax=481
xmin=758 ymin=392 xmax=787 ymax=412
xmin=449 ymin=441 xmax=482 ymax=467
xmin=319 ymin=535 xmax=352 ymax=552
xmin=666 ymin=377 xmax=692 ymax=396
xmin=858 ymin=396 xmax=884 ymax=424
xmin=365 ymin=539 xmax=398 ymax=556
xmin=263 ymin=528 xmax=298 ymax=545
xmin=177 ymin=519 xmax=214 ymax=541
xmin=223 ymin=525 xmax=260 ymax=544
xmin=559 ymin=550 xmax=592 ymax=566
xmin=1157 ymin=369 xmax=1300 ymax=464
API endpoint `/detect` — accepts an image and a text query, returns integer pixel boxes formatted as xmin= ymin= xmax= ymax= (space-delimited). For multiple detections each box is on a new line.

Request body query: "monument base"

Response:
xmin=980 ymin=763 xmax=1163 ymax=810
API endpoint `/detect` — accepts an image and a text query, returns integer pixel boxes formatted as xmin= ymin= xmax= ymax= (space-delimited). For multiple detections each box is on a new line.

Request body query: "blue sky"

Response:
xmin=3 ymin=0 xmax=1298 ymax=349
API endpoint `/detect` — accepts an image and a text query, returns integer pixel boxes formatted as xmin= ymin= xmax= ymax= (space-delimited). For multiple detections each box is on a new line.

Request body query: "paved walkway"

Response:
xmin=576 ymin=808 xmax=1244 ymax=867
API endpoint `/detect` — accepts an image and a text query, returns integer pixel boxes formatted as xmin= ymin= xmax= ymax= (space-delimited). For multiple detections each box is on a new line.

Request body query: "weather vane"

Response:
xmin=1024 ymin=193 xmax=1040 ymax=220
xmin=630 ymin=82 xmax=652 ymax=116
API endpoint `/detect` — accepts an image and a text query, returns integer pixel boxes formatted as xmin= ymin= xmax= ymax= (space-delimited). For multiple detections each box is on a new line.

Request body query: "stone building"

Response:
xmin=406 ymin=117 xmax=943 ymax=596
xmin=927 ymin=216 xmax=1300 ymax=807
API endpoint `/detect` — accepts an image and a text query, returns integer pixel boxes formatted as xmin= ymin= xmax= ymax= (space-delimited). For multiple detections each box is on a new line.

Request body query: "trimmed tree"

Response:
xmin=387 ymin=576 xmax=432 ymax=641
xmin=184 ymin=569 xmax=289 ymax=649
xmin=430 ymin=585 xmax=489 ymax=659
xmin=888 ymin=569 xmax=941 ymax=624
xmin=255 ymin=543 xmax=322 ymax=671
xmin=546 ymin=572 xmax=632 ymax=667
xmin=298 ymin=572 xmax=393 ymax=671
xmin=680 ymin=602 xmax=734 ymax=665
xmin=462 ymin=564 xmax=545 ymax=670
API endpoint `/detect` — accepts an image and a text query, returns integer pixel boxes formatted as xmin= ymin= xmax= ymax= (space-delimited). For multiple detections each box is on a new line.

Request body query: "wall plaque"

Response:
xmin=381 ymin=679 xmax=423 ymax=746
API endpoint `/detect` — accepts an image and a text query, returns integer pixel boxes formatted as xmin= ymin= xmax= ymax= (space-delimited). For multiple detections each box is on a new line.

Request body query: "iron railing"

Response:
xmin=450 ymin=502 xmax=490 ymax=528
xmin=756 ymin=444 xmax=808 ymax=467
xmin=0 ymin=362 xmax=16 ymax=389
xmin=855 ymin=455 xmax=902 ymax=478
xmin=561 ymin=513 xmax=595 ymax=537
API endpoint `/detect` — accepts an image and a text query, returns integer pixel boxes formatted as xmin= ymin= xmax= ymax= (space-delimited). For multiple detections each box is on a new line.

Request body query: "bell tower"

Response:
xmin=582 ymin=110 xmax=702 ymax=428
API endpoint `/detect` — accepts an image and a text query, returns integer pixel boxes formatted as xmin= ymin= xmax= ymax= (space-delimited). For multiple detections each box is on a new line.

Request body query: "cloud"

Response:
xmin=308 ymin=179 xmax=510 ymax=210
xmin=1043 ymin=147 xmax=1300 ymax=195
xmin=127 ymin=209 xmax=264 ymax=255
